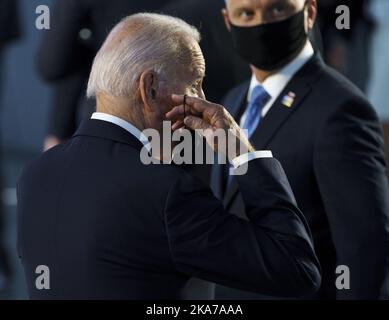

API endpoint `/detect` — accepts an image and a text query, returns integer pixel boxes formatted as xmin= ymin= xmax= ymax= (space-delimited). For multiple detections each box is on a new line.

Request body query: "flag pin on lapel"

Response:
xmin=282 ymin=91 xmax=296 ymax=108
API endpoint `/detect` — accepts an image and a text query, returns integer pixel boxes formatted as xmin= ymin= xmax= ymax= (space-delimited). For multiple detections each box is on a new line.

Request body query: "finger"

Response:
xmin=171 ymin=94 xmax=209 ymax=114
xmin=166 ymin=105 xmax=185 ymax=120
xmin=166 ymin=105 xmax=201 ymax=120
xmin=172 ymin=120 xmax=184 ymax=131
xmin=184 ymin=115 xmax=208 ymax=131
xmin=171 ymin=94 xmax=185 ymax=105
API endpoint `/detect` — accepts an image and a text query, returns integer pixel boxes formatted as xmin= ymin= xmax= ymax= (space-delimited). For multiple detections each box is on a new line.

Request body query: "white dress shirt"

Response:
xmin=240 ymin=41 xmax=314 ymax=127
xmin=91 ymin=112 xmax=272 ymax=169
xmin=92 ymin=112 xmax=151 ymax=152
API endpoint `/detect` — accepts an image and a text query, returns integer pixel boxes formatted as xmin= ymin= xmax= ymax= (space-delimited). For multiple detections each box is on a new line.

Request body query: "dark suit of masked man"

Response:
xmin=213 ymin=0 xmax=389 ymax=300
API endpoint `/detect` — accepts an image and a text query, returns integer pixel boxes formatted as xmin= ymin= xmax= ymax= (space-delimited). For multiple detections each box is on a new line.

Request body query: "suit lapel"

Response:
xmin=251 ymin=55 xmax=324 ymax=150
xmin=216 ymin=82 xmax=250 ymax=205
xmin=226 ymin=81 xmax=251 ymax=119
xmin=250 ymin=80 xmax=311 ymax=150
xmin=223 ymin=54 xmax=325 ymax=209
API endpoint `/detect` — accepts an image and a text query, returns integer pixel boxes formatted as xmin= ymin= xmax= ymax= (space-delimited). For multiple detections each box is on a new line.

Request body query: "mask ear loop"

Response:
xmin=183 ymin=94 xmax=187 ymax=127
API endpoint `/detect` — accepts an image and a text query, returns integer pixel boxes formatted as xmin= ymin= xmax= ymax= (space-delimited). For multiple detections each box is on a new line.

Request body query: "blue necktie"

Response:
xmin=226 ymin=85 xmax=271 ymax=188
xmin=242 ymin=85 xmax=271 ymax=138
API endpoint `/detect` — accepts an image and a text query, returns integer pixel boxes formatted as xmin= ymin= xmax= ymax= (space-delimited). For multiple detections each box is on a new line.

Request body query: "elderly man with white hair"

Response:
xmin=17 ymin=13 xmax=320 ymax=300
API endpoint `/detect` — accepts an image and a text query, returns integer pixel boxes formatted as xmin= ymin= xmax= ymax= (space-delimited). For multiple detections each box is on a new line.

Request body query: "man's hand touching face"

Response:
xmin=166 ymin=95 xmax=255 ymax=160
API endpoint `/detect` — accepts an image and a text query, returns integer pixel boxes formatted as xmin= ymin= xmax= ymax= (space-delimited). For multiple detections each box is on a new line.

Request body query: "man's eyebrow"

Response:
xmin=196 ymin=70 xmax=206 ymax=80
xmin=230 ymin=0 xmax=257 ymax=12
xmin=232 ymin=5 xmax=247 ymax=11
xmin=266 ymin=0 xmax=293 ymax=9
xmin=192 ymin=64 xmax=205 ymax=78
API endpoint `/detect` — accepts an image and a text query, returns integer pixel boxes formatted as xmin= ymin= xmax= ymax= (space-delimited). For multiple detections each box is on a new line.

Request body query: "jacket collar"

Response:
xmin=73 ymin=119 xmax=145 ymax=152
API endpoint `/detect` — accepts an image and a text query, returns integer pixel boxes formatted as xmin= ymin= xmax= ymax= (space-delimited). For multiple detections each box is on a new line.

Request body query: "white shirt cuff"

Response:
xmin=231 ymin=150 xmax=273 ymax=169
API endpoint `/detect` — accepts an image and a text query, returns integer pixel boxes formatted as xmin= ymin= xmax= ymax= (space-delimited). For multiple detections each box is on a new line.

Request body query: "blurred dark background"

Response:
xmin=1 ymin=0 xmax=388 ymax=299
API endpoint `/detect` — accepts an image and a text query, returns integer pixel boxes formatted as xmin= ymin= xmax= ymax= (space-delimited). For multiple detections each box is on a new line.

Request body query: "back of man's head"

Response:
xmin=87 ymin=13 xmax=201 ymax=100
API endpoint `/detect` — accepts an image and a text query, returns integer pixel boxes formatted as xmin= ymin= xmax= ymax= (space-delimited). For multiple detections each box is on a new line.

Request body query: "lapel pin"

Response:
xmin=282 ymin=91 xmax=296 ymax=108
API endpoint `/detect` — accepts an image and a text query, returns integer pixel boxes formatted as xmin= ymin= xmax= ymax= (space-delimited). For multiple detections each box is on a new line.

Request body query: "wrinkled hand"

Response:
xmin=166 ymin=94 xmax=254 ymax=160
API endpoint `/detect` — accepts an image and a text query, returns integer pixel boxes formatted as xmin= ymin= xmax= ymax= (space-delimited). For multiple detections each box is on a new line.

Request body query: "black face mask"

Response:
xmin=230 ymin=8 xmax=308 ymax=71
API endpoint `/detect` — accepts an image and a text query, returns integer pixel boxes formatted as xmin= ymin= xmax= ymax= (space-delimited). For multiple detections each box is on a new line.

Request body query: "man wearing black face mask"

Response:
xmin=211 ymin=0 xmax=389 ymax=300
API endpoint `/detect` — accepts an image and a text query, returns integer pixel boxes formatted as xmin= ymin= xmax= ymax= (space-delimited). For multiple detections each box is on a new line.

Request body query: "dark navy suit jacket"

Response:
xmin=212 ymin=54 xmax=389 ymax=299
xmin=17 ymin=119 xmax=320 ymax=300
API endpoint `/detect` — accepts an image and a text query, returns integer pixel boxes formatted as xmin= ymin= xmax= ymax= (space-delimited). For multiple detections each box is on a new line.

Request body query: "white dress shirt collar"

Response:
xmin=91 ymin=112 xmax=151 ymax=152
xmin=91 ymin=112 xmax=272 ymax=166
xmin=246 ymin=41 xmax=315 ymax=118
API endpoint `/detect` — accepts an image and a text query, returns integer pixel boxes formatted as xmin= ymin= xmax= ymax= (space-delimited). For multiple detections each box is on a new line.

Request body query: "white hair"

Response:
xmin=87 ymin=13 xmax=201 ymax=98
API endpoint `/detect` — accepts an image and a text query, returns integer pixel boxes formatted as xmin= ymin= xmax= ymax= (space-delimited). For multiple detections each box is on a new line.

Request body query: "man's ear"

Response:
xmin=306 ymin=0 xmax=317 ymax=31
xmin=139 ymin=70 xmax=158 ymax=111
xmin=222 ymin=8 xmax=231 ymax=31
